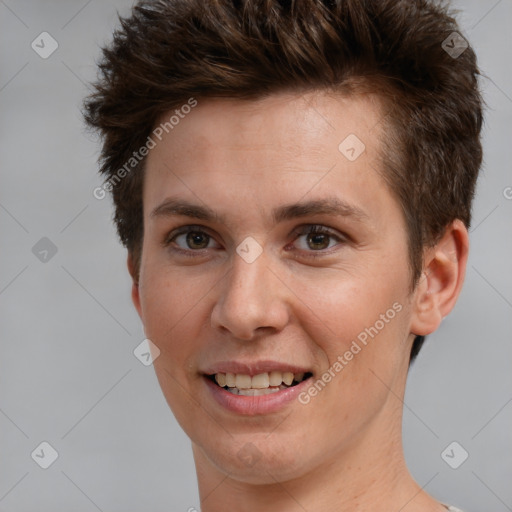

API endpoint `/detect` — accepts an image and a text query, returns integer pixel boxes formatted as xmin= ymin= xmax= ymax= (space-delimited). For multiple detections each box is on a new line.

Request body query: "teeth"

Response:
xmin=215 ymin=373 xmax=226 ymax=387
xmin=269 ymin=371 xmax=282 ymax=386
xmin=238 ymin=387 xmax=280 ymax=396
xmin=213 ymin=371 xmax=308 ymax=390
xmin=227 ymin=385 xmax=289 ymax=396
xmin=235 ymin=374 xmax=252 ymax=389
xmin=282 ymin=372 xmax=294 ymax=386
xmin=251 ymin=373 xmax=270 ymax=389
xmin=225 ymin=372 xmax=236 ymax=387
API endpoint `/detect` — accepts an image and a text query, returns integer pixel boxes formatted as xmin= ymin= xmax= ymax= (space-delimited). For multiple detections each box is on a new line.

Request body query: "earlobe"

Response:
xmin=127 ymin=252 xmax=143 ymax=318
xmin=410 ymin=220 xmax=469 ymax=336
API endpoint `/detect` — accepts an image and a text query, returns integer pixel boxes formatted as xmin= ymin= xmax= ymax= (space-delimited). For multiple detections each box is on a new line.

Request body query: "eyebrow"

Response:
xmin=150 ymin=196 xmax=370 ymax=225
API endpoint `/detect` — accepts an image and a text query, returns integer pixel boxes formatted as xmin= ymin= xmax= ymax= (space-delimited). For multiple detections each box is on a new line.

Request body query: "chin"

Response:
xmin=198 ymin=433 xmax=311 ymax=484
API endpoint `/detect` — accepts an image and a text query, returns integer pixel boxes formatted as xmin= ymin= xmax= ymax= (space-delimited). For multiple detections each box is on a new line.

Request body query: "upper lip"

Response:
xmin=202 ymin=360 xmax=312 ymax=377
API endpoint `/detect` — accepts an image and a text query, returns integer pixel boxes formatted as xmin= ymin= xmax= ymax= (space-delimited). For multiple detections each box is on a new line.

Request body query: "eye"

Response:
xmin=164 ymin=225 xmax=220 ymax=253
xmin=163 ymin=224 xmax=347 ymax=258
xmin=290 ymin=224 xmax=346 ymax=255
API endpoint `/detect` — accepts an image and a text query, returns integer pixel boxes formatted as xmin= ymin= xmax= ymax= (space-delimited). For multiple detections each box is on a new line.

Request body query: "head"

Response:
xmin=84 ymin=0 xmax=482 ymax=488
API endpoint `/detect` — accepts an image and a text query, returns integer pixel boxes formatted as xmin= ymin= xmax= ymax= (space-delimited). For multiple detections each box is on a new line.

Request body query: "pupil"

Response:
xmin=187 ymin=231 xmax=208 ymax=249
xmin=308 ymin=233 xmax=328 ymax=250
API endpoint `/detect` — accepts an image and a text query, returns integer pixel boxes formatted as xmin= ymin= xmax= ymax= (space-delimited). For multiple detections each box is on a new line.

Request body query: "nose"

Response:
xmin=210 ymin=249 xmax=290 ymax=341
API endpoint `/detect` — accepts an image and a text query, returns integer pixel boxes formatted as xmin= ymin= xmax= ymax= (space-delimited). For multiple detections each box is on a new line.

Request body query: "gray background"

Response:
xmin=0 ymin=0 xmax=511 ymax=511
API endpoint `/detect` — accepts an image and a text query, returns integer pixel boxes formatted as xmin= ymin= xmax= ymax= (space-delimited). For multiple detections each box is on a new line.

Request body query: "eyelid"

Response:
xmin=292 ymin=224 xmax=344 ymax=238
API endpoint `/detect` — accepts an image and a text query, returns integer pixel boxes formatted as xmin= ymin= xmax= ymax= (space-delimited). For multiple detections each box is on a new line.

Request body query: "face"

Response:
xmin=132 ymin=90 xmax=418 ymax=484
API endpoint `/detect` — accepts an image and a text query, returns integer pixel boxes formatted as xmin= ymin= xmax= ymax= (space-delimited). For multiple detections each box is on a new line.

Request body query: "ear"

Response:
xmin=127 ymin=252 xmax=142 ymax=319
xmin=410 ymin=219 xmax=469 ymax=336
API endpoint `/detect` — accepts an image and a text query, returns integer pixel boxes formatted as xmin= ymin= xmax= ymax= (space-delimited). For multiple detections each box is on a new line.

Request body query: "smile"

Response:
xmin=203 ymin=369 xmax=314 ymax=415
xmin=208 ymin=371 xmax=312 ymax=396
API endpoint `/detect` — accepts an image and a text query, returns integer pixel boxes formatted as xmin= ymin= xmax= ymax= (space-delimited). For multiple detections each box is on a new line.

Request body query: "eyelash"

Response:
xmin=163 ymin=224 xmax=347 ymax=259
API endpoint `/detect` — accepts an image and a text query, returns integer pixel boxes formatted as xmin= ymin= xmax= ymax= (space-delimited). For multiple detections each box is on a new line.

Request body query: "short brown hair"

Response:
xmin=83 ymin=0 xmax=483 ymax=362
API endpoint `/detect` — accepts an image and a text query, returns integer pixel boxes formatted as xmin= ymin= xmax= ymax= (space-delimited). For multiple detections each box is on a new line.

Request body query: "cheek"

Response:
xmin=284 ymin=260 xmax=407 ymax=346
xmin=138 ymin=265 xmax=212 ymax=426
xmin=290 ymin=263 xmax=411 ymax=405
xmin=138 ymin=265 xmax=205 ymax=359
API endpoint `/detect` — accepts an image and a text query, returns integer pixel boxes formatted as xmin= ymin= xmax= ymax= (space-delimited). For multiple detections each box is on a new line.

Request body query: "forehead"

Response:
xmin=151 ymin=90 xmax=384 ymax=164
xmin=143 ymin=90 xmax=394 ymax=229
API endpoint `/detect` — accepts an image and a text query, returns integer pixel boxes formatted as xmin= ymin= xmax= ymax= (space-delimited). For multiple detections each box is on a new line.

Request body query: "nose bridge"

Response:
xmin=211 ymin=246 xmax=288 ymax=339
xmin=229 ymin=254 xmax=264 ymax=300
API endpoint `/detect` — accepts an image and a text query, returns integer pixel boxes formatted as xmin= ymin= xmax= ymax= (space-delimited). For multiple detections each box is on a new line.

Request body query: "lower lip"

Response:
xmin=203 ymin=375 xmax=312 ymax=415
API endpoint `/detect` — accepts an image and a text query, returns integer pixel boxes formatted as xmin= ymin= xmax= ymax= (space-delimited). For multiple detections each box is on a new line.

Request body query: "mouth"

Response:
xmin=206 ymin=371 xmax=314 ymax=396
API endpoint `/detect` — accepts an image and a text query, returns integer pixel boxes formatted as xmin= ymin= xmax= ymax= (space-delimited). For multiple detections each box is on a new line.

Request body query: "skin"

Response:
xmin=128 ymin=90 xmax=469 ymax=512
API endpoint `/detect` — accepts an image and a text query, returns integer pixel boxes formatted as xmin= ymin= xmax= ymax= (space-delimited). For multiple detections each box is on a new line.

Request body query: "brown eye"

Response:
xmin=292 ymin=225 xmax=345 ymax=254
xmin=164 ymin=226 xmax=219 ymax=252
xmin=185 ymin=231 xmax=210 ymax=249
xmin=306 ymin=232 xmax=331 ymax=250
